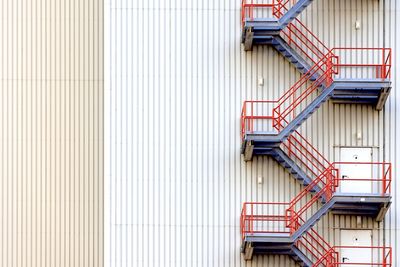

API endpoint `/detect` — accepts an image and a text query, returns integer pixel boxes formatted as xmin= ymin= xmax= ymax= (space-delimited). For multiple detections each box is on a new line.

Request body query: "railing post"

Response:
xmin=272 ymin=107 xmax=276 ymax=129
xmin=275 ymin=0 xmax=280 ymax=18
xmin=272 ymin=0 xmax=276 ymax=16
xmin=326 ymin=52 xmax=333 ymax=86
xmin=242 ymin=103 xmax=246 ymax=140
xmin=389 ymin=49 xmax=392 ymax=78
xmin=382 ymin=163 xmax=386 ymax=196
xmin=250 ymin=0 xmax=254 ymax=21
xmin=273 ymin=106 xmax=282 ymax=132
xmin=389 ymin=164 xmax=392 ymax=194
xmin=251 ymin=102 xmax=254 ymax=133
xmin=382 ymin=247 xmax=386 ymax=267
xmin=286 ymin=206 xmax=295 ymax=234
xmin=381 ymin=48 xmax=385 ymax=79
xmin=250 ymin=204 xmax=254 ymax=235
xmin=241 ymin=204 xmax=246 ymax=240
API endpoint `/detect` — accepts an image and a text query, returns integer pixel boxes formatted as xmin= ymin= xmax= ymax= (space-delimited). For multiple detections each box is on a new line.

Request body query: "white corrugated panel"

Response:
xmin=384 ymin=0 xmax=400 ymax=265
xmin=105 ymin=0 xmax=399 ymax=266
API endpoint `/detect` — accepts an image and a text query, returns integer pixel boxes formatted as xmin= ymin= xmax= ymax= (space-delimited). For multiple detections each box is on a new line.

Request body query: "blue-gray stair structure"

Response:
xmin=242 ymin=9 xmax=391 ymax=110
xmin=241 ymin=79 xmax=391 ymax=161
xmin=248 ymin=146 xmax=324 ymax=195
xmin=240 ymin=79 xmax=391 ymax=265
xmin=241 ymin=1 xmax=392 ymax=265
xmin=241 ymin=194 xmax=391 ymax=266
xmin=242 ymin=0 xmax=315 ymax=50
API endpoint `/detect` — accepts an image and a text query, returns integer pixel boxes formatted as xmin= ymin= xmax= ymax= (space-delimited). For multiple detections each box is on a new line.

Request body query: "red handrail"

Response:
xmin=240 ymin=3 xmax=393 ymax=265
xmin=275 ymin=2 xmax=330 ymax=67
xmin=240 ymin=49 xmax=391 ymax=140
xmin=241 ymin=0 xmax=277 ymax=25
xmin=241 ymin=202 xmax=291 ymax=240
xmin=314 ymin=246 xmax=392 ymax=267
xmin=297 ymin=227 xmax=332 ymax=263
xmin=240 ymin=161 xmax=392 ymax=238
xmin=272 ymin=55 xmax=333 ymax=127
xmin=287 ymin=165 xmax=336 ymax=233
xmin=332 ymin=162 xmax=392 ymax=196
xmin=331 ymin=48 xmax=392 ymax=79
xmin=241 ymin=100 xmax=278 ymax=140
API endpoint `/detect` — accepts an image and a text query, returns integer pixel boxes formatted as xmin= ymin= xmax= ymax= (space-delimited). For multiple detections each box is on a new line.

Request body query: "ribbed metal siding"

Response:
xmin=0 ymin=0 xmax=104 ymax=266
xmin=106 ymin=0 xmax=398 ymax=266
xmin=384 ymin=0 xmax=399 ymax=265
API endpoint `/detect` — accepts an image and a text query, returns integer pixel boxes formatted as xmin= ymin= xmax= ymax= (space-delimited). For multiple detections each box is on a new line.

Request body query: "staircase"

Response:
xmin=240 ymin=1 xmax=393 ymax=266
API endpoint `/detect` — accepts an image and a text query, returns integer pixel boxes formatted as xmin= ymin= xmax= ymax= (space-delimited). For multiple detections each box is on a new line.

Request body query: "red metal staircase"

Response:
xmin=240 ymin=1 xmax=393 ymax=266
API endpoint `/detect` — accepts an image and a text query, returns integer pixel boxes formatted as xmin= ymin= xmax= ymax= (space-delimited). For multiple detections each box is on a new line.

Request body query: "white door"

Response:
xmin=339 ymin=147 xmax=372 ymax=193
xmin=340 ymin=230 xmax=372 ymax=266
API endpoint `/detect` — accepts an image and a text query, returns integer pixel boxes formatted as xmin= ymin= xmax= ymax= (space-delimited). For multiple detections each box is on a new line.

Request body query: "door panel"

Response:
xmin=339 ymin=147 xmax=372 ymax=193
xmin=340 ymin=230 xmax=372 ymax=266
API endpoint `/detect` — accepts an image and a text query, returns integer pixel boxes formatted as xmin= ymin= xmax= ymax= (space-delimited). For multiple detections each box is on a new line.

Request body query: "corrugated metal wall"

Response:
xmin=0 ymin=0 xmax=104 ymax=266
xmin=384 ymin=0 xmax=400 ymax=264
xmin=105 ymin=0 xmax=399 ymax=266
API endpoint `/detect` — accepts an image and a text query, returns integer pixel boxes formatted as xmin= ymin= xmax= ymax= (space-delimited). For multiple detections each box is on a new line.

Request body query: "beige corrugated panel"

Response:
xmin=0 ymin=0 xmax=104 ymax=266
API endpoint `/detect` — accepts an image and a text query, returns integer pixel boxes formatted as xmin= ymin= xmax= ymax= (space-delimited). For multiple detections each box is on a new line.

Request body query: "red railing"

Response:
xmin=296 ymin=219 xmax=333 ymax=263
xmin=331 ymin=48 xmax=392 ymax=79
xmin=240 ymin=162 xmax=392 ymax=239
xmin=241 ymin=2 xmax=393 ymax=265
xmin=276 ymin=1 xmax=331 ymax=67
xmin=242 ymin=0 xmax=331 ymax=66
xmin=241 ymin=49 xmax=391 ymax=141
xmin=241 ymin=2 xmax=392 ymax=80
xmin=286 ymin=164 xmax=337 ymax=233
xmin=240 ymin=52 xmax=334 ymax=141
xmin=283 ymin=131 xmax=331 ymax=176
xmin=241 ymin=0 xmax=276 ymax=26
xmin=314 ymin=246 xmax=392 ymax=266
xmin=241 ymin=202 xmax=291 ymax=240
xmin=241 ymin=0 xmax=298 ymax=25
xmin=241 ymin=100 xmax=278 ymax=140
xmin=333 ymin=162 xmax=392 ymax=196
xmin=287 ymin=161 xmax=391 ymax=234
xmin=241 ymin=0 xmax=310 ymax=24
xmin=272 ymin=51 xmax=335 ymax=132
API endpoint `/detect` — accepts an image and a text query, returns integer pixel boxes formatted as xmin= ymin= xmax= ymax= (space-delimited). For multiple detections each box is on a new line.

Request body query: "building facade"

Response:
xmin=0 ymin=0 xmax=399 ymax=266
xmin=106 ymin=0 xmax=399 ymax=266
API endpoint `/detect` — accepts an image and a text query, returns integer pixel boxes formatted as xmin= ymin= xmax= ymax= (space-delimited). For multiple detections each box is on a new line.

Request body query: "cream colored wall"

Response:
xmin=0 ymin=0 xmax=103 ymax=266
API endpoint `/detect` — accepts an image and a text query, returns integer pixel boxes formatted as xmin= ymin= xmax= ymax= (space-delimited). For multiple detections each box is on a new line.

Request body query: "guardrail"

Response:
xmin=241 ymin=0 xmax=306 ymax=24
xmin=240 ymin=162 xmax=392 ymax=239
xmin=314 ymin=246 xmax=392 ymax=266
xmin=333 ymin=162 xmax=392 ymax=196
xmin=241 ymin=49 xmax=391 ymax=141
xmin=241 ymin=0 xmax=276 ymax=26
xmin=331 ymin=48 xmax=392 ymax=79
xmin=241 ymin=202 xmax=291 ymax=240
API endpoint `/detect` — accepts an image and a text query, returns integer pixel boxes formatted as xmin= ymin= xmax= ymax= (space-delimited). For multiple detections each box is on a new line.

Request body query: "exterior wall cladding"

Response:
xmin=106 ymin=0 xmax=398 ymax=267
xmin=0 ymin=0 xmax=103 ymax=266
